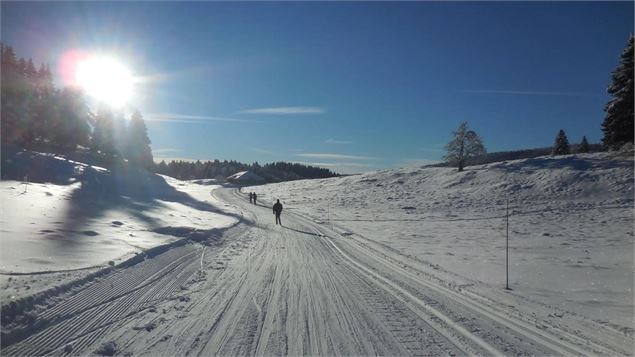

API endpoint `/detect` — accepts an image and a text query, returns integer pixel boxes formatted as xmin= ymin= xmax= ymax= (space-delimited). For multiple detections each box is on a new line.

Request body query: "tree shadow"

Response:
xmin=2 ymin=149 xmax=250 ymax=249
xmin=58 ymin=165 xmax=246 ymax=241
xmin=1 ymin=149 xmax=85 ymax=185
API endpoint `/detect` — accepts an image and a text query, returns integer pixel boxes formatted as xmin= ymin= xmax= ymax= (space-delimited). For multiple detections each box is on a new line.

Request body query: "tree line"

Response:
xmin=1 ymin=43 xmax=154 ymax=169
xmin=155 ymin=159 xmax=338 ymax=183
xmin=444 ymin=35 xmax=634 ymax=171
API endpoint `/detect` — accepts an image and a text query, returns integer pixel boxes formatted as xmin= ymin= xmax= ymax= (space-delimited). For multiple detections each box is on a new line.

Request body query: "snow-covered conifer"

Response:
xmin=601 ymin=35 xmax=634 ymax=150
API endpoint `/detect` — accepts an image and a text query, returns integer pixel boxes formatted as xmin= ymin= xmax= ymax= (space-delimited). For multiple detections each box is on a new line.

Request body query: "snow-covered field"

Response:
xmin=1 ymin=151 xmax=240 ymax=301
xmin=252 ymin=152 xmax=634 ymax=329
xmin=2 ymin=150 xmax=633 ymax=356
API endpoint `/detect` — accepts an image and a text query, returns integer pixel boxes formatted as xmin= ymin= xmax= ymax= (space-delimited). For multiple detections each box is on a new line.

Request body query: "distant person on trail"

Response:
xmin=253 ymin=193 xmax=258 ymax=205
xmin=249 ymin=192 xmax=253 ymax=204
xmin=273 ymin=199 xmax=283 ymax=225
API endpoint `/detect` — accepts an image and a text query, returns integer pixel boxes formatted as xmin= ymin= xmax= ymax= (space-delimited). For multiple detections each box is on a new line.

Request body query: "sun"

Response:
xmin=76 ymin=56 xmax=134 ymax=107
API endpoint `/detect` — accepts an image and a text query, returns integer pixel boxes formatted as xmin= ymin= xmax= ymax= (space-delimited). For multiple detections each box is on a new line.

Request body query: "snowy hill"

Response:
xmin=0 ymin=150 xmax=241 ymax=302
xmin=252 ymin=152 xmax=634 ymax=329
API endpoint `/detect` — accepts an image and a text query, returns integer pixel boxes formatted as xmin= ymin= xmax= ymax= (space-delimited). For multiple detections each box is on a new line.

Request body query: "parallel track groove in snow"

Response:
xmin=2 ymin=244 xmax=203 ymax=356
xmin=288 ymin=204 xmax=622 ymax=356
xmin=226 ymin=188 xmax=476 ymax=356
xmin=348 ymin=229 xmax=622 ymax=355
xmin=307 ymin=224 xmax=498 ymax=356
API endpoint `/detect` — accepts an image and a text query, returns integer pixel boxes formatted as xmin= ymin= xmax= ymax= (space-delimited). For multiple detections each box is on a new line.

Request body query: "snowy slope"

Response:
xmin=0 ymin=151 xmax=241 ymax=301
xmin=252 ymin=152 xmax=634 ymax=329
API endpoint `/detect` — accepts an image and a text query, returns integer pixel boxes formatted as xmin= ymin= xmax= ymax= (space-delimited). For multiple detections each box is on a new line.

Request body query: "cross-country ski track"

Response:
xmin=1 ymin=187 xmax=631 ymax=356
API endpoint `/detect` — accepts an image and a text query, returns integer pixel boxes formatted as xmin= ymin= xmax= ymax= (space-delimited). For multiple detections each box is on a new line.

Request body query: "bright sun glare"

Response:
xmin=76 ymin=57 xmax=133 ymax=107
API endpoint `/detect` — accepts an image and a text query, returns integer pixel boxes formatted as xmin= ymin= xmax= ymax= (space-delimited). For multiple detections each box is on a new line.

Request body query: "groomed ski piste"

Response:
xmin=1 ymin=150 xmax=633 ymax=356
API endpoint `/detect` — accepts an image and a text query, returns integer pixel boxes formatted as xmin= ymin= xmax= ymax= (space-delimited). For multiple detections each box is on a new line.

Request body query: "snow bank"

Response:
xmin=253 ymin=152 xmax=634 ymax=328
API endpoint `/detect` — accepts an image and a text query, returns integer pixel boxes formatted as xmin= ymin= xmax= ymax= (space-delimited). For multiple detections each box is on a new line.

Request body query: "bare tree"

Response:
xmin=445 ymin=121 xmax=486 ymax=171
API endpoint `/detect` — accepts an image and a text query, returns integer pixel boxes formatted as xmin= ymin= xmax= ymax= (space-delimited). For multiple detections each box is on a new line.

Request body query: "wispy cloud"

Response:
xmin=136 ymin=65 xmax=214 ymax=84
xmin=295 ymin=153 xmax=379 ymax=161
xmin=462 ymin=89 xmax=602 ymax=97
xmin=419 ymin=147 xmax=445 ymax=154
xmin=253 ymin=148 xmax=276 ymax=155
xmin=325 ymin=138 xmax=353 ymax=145
xmin=146 ymin=113 xmax=253 ymax=123
xmin=293 ymin=161 xmax=374 ymax=168
xmin=239 ymin=107 xmax=325 ymax=115
xmin=396 ymin=158 xmax=442 ymax=167
xmin=153 ymin=156 xmax=200 ymax=163
xmin=152 ymin=148 xmax=181 ymax=154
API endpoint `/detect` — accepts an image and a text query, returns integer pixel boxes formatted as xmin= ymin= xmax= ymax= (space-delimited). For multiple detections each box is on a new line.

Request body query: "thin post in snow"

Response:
xmin=505 ymin=198 xmax=511 ymax=290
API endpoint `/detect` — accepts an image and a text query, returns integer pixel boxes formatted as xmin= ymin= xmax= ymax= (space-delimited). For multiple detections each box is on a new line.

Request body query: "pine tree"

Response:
xmin=125 ymin=110 xmax=154 ymax=169
xmin=112 ymin=110 xmax=127 ymax=156
xmin=156 ymin=160 xmax=168 ymax=174
xmin=444 ymin=121 xmax=486 ymax=171
xmin=1 ymin=44 xmax=92 ymax=154
xmin=1 ymin=44 xmax=22 ymax=146
xmin=552 ymin=129 xmax=571 ymax=156
xmin=32 ymin=62 xmax=55 ymax=143
xmin=577 ymin=136 xmax=590 ymax=153
xmin=601 ymin=35 xmax=634 ymax=150
xmin=52 ymin=88 xmax=91 ymax=150
xmin=92 ymin=105 xmax=116 ymax=155
xmin=14 ymin=56 xmax=37 ymax=147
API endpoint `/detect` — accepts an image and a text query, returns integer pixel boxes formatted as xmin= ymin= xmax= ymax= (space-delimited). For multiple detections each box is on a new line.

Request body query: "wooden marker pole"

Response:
xmin=506 ymin=199 xmax=510 ymax=290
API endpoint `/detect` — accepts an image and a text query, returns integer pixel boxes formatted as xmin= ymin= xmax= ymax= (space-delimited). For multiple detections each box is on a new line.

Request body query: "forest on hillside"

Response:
xmin=155 ymin=159 xmax=338 ymax=183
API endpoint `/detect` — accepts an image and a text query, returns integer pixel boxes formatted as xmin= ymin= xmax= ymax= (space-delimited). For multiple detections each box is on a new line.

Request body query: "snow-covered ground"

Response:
xmin=252 ymin=152 xmax=634 ymax=329
xmin=2 ymin=150 xmax=633 ymax=356
xmin=0 ymin=151 xmax=240 ymax=301
xmin=4 ymin=186 xmax=631 ymax=356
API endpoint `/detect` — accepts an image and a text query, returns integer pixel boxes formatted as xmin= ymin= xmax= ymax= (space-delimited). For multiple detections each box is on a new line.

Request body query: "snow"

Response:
xmin=0 ymin=151 xmax=240 ymax=301
xmin=226 ymin=170 xmax=264 ymax=184
xmin=2 ymin=150 xmax=633 ymax=356
xmin=251 ymin=152 xmax=634 ymax=328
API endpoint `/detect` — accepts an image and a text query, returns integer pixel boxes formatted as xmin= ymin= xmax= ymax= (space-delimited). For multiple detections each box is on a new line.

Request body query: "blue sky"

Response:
xmin=2 ymin=2 xmax=633 ymax=173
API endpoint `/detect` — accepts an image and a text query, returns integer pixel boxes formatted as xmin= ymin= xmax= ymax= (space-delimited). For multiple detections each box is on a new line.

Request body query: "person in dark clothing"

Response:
xmin=249 ymin=192 xmax=253 ymax=204
xmin=273 ymin=199 xmax=283 ymax=225
xmin=253 ymin=193 xmax=257 ymax=205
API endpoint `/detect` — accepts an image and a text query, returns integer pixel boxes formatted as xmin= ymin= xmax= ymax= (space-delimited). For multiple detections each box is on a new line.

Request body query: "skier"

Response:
xmin=253 ymin=192 xmax=258 ymax=205
xmin=249 ymin=192 xmax=253 ymax=204
xmin=273 ymin=199 xmax=283 ymax=225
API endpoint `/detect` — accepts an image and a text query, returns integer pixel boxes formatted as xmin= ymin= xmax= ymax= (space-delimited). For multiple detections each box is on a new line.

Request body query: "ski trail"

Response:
xmin=3 ymin=186 xmax=630 ymax=356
